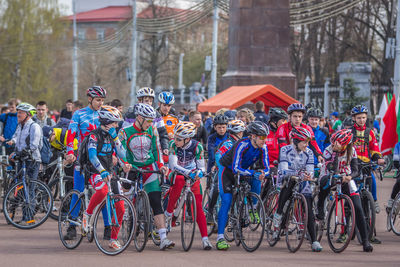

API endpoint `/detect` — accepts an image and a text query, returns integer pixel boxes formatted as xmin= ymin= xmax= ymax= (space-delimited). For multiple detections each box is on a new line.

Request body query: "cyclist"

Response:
xmin=216 ymin=121 xmax=269 ymax=250
xmin=207 ymin=120 xmax=246 ymax=226
xmin=157 ymin=91 xmax=179 ymax=140
xmin=272 ymin=127 xmax=322 ymax=252
xmin=265 ymin=108 xmax=288 ymax=169
xmin=277 ymin=103 xmax=324 ymax=163
xmin=81 ymin=106 xmax=132 ymax=250
xmin=0 ymin=98 xmax=19 ymax=155
xmin=350 ymin=105 xmax=384 ymax=214
xmin=42 ymin=126 xmax=78 ymax=152
xmin=119 ymin=103 xmax=174 ymax=250
xmin=207 ymin=114 xmax=229 ymax=174
xmin=306 ymin=108 xmax=330 ymax=164
xmin=316 ymin=129 xmax=373 ymax=252
xmin=123 ymin=87 xmax=169 ymax=156
xmin=64 ymin=86 xmax=108 ymax=240
xmin=387 ymin=141 xmax=400 ymax=211
xmin=165 ymin=121 xmax=212 ymax=250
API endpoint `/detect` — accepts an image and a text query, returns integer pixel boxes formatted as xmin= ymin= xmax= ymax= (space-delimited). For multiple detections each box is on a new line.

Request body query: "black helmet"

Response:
xmin=247 ymin=121 xmax=269 ymax=136
xmin=306 ymin=108 xmax=323 ymax=119
xmin=268 ymin=108 xmax=288 ymax=123
xmin=342 ymin=117 xmax=354 ymax=127
xmin=213 ymin=114 xmax=229 ymax=125
xmin=87 ymin=86 xmax=107 ymax=98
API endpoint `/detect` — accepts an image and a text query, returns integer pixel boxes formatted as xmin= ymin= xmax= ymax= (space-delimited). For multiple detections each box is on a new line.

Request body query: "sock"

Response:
xmin=158 ymin=228 xmax=167 ymax=241
xmin=217 ymin=234 xmax=224 ymax=241
xmin=165 ymin=211 xmax=172 ymax=217
xmin=202 ymin=236 xmax=208 ymax=242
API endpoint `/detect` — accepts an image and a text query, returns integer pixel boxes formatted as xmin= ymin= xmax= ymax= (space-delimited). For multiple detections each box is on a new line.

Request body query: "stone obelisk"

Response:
xmin=220 ymin=0 xmax=297 ymax=98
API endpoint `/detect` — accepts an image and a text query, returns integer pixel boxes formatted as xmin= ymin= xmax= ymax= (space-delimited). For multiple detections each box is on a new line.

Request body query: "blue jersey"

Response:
xmin=220 ymin=137 xmax=269 ymax=177
xmin=207 ymin=132 xmax=229 ymax=173
xmin=310 ymin=125 xmax=330 ymax=164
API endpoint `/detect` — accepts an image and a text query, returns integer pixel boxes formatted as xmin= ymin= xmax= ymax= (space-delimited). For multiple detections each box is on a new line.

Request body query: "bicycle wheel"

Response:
xmin=133 ymin=191 xmax=150 ymax=252
xmin=240 ymin=192 xmax=265 ymax=252
xmin=390 ymin=193 xmax=400 ymax=236
xmin=224 ymin=209 xmax=235 ymax=242
xmin=150 ymin=213 xmax=161 ymax=246
xmin=93 ymin=194 xmax=136 ymax=256
xmin=285 ymin=194 xmax=308 ymax=253
xmin=58 ymin=189 xmax=84 ymax=249
xmin=264 ymin=190 xmax=279 ymax=247
xmin=202 ymin=187 xmax=217 ymax=236
xmin=48 ymin=176 xmax=74 ymax=220
xmin=180 ymin=191 xmax=196 ymax=251
xmin=3 ymin=180 xmax=53 ymax=229
xmin=326 ymin=194 xmax=355 ymax=253
xmin=355 ymin=190 xmax=375 ymax=243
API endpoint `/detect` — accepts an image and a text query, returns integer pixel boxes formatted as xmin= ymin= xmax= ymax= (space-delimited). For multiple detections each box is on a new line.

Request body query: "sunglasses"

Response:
xmin=174 ymin=137 xmax=184 ymax=142
xmin=257 ymin=135 xmax=267 ymax=140
xmin=144 ymin=118 xmax=154 ymax=123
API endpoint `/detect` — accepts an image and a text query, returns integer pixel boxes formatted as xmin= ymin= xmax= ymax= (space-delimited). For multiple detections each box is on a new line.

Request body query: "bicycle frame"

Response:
xmin=173 ymin=175 xmax=193 ymax=219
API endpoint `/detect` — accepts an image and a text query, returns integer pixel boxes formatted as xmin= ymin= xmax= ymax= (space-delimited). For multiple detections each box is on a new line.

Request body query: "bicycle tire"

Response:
xmin=326 ymin=194 xmax=355 ymax=253
xmin=264 ymin=190 xmax=280 ymax=247
xmin=58 ymin=189 xmax=84 ymax=249
xmin=224 ymin=201 xmax=237 ymax=243
xmin=93 ymin=194 xmax=136 ymax=256
xmin=48 ymin=176 xmax=74 ymax=220
xmin=3 ymin=180 xmax=53 ymax=229
xmin=133 ymin=190 xmax=151 ymax=252
xmin=181 ymin=190 xmax=196 ymax=252
xmin=202 ymin=187 xmax=217 ymax=236
xmin=240 ymin=192 xmax=265 ymax=252
xmin=285 ymin=194 xmax=308 ymax=253
xmin=355 ymin=190 xmax=375 ymax=243
xmin=390 ymin=192 xmax=400 ymax=236
xmin=150 ymin=213 xmax=161 ymax=246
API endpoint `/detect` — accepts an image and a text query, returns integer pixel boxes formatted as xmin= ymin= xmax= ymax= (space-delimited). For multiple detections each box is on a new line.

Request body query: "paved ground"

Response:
xmin=1 ymin=174 xmax=400 ymax=267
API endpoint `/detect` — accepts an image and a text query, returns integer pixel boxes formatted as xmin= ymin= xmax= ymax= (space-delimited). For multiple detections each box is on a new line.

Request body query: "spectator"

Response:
xmin=254 ymin=101 xmax=269 ymax=124
xmin=192 ymin=88 xmax=206 ymax=105
xmin=1 ymin=106 xmax=9 ymax=114
xmin=330 ymin=111 xmax=342 ymax=132
xmin=33 ymin=101 xmax=56 ymax=128
xmin=0 ymin=98 xmax=19 ymax=154
xmin=190 ymin=111 xmax=208 ymax=146
xmin=60 ymin=99 xmax=73 ymax=120
xmin=73 ymin=100 xmax=84 ymax=113
xmin=203 ymin=112 xmax=213 ymax=135
xmin=237 ymin=108 xmax=255 ymax=125
xmin=110 ymin=99 xmax=124 ymax=113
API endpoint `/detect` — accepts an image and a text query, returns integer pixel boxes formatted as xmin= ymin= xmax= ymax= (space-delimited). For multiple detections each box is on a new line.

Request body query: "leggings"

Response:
xmin=370 ymin=172 xmax=377 ymax=201
xmin=166 ymin=175 xmax=207 ymax=238
xmin=391 ymin=176 xmax=400 ymax=199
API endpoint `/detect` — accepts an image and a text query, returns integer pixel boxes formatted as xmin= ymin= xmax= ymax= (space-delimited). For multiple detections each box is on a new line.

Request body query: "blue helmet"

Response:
xmin=287 ymin=103 xmax=306 ymax=114
xmin=351 ymin=105 xmax=368 ymax=116
xmin=158 ymin=91 xmax=175 ymax=105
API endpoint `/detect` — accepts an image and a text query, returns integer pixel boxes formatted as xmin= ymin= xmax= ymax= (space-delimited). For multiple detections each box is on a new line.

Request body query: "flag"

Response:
xmin=381 ymin=94 xmax=398 ymax=156
xmin=378 ymin=93 xmax=390 ymax=151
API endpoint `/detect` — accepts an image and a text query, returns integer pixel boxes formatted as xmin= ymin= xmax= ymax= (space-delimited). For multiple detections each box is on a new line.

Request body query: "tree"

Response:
xmin=341 ymin=78 xmax=369 ymax=115
xmin=0 ymin=0 xmax=67 ymax=106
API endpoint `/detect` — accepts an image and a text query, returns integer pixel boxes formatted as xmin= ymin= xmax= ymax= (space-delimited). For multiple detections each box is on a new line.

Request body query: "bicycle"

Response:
xmin=58 ymin=177 xmax=136 ymax=255
xmin=265 ymin=175 xmax=309 ymax=253
xmin=3 ymin=150 xmax=53 ymax=229
xmin=388 ymin=170 xmax=400 ymax=235
xmin=122 ymin=167 xmax=164 ymax=252
xmin=224 ymin=174 xmax=265 ymax=252
xmin=201 ymin=171 xmax=219 ymax=236
xmin=44 ymin=150 xmax=74 ymax=220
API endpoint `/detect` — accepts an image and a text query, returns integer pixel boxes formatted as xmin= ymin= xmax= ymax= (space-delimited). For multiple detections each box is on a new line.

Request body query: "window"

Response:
xmin=97 ymin=29 xmax=105 ymax=41
xmin=78 ymin=29 xmax=86 ymax=41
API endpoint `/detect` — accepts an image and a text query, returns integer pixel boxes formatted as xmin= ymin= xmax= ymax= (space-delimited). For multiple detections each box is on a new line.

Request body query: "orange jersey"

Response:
xmin=163 ymin=114 xmax=180 ymax=139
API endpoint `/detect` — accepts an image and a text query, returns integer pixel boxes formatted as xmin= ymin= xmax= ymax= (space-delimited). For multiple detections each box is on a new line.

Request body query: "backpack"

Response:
xmin=33 ymin=116 xmax=53 ymax=126
xmin=25 ymin=123 xmax=52 ymax=164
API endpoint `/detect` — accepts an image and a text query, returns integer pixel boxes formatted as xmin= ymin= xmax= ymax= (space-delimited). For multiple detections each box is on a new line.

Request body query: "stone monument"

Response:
xmin=220 ymin=0 xmax=297 ymax=98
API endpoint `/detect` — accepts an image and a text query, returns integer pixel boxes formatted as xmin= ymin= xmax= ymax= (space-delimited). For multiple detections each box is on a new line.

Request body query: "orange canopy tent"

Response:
xmin=197 ymin=84 xmax=298 ymax=113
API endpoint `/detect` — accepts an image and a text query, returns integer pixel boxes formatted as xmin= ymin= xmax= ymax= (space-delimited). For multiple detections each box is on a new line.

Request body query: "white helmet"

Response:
xmin=134 ymin=103 xmax=156 ymax=119
xmin=137 ymin=87 xmax=155 ymax=99
xmin=98 ymin=105 xmax=123 ymax=125
xmin=227 ymin=120 xmax=246 ymax=133
xmin=174 ymin=122 xmax=196 ymax=138
xmin=16 ymin=102 xmax=36 ymax=116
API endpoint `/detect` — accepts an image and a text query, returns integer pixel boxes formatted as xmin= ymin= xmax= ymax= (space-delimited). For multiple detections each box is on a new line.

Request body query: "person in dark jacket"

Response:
xmin=254 ymin=101 xmax=269 ymax=124
xmin=190 ymin=111 xmax=208 ymax=146
xmin=207 ymin=115 xmax=229 ymax=173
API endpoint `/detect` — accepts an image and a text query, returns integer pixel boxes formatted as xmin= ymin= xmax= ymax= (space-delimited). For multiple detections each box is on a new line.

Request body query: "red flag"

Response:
xmin=381 ymin=94 xmax=398 ymax=155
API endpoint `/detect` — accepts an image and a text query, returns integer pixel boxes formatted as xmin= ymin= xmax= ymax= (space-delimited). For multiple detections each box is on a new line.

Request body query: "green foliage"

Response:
xmin=0 ymin=0 xmax=67 ymax=107
xmin=340 ymin=78 xmax=369 ymax=115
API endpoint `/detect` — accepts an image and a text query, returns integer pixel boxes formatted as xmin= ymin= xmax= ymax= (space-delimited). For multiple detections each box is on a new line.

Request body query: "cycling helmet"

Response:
xmin=287 ymin=103 xmax=306 ymax=114
xmin=137 ymin=87 xmax=155 ymax=99
xmin=290 ymin=127 xmax=312 ymax=142
xmin=213 ymin=114 xmax=229 ymax=125
xmin=87 ymin=86 xmax=107 ymax=98
xmin=342 ymin=117 xmax=354 ymax=128
xmin=351 ymin=104 xmax=368 ymax=116
xmin=306 ymin=108 xmax=323 ymax=118
xmin=134 ymin=103 xmax=156 ymax=119
xmin=98 ymin=105 xmax=123 ymax=125
xmin=16 ymin=102 xmax=36 ymax=116
xmin=331 ymin=128 xmax=353 ymax=146
xmin=227 ymin=120 xmax=246 ymax=133
xmin=247 ymin=121 xmax=269 ymax=136
xmin=268 ymin=108 xmax=288 ymax=122
xmin=174 ymin=121 xmax=196 ymax=138
xmin=224 ymin=110 xmax=237 ymax=121
xmin=158 ymin=91 xmax=175 ymax=105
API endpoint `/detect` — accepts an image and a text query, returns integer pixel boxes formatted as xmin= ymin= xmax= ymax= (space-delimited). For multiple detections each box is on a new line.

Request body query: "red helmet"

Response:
xmin=290 ymin=127 xmax=312 ymax=142
xmin=331 ymin=129 xmax=353 ymax=146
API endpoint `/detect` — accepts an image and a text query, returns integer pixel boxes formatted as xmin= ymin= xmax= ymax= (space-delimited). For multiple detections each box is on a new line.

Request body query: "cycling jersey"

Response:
xmin=215 ymin=135 xmax=238 ymax=164
xmin=168 ymin=139 xmax=205 ymax=176
xmin=161 ymin=114 xmax=179 ymax=139
xmin=351 ymin=123 xmax=382 ymax=163
xmin=50 ymin=128 xmax=78 ymax=151
xmin=265 ymin=129 xmax=279 ymax=167
xmin=67 ymin=106 xmax=99 ymax=156
xmin=277 ymin=122 xmax=323 ymax=158
xmin=278 ymin=144 xmax=314 ymax=195
xmin=310 ymin=125 xmax=330 ymax=164
xmin=207 ymin=132 xmax=229 ymax=173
